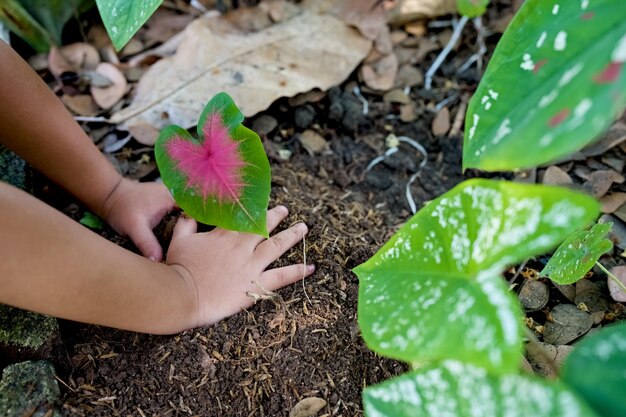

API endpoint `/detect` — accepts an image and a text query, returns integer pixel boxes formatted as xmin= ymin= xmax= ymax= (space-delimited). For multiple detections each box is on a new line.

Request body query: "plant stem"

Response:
xmin=596 ymin=261 xmax=626 ymax=292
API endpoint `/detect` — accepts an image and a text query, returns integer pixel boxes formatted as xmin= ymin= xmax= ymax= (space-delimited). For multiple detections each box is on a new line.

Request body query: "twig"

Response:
xmin=597 ymin=262 xmax=626 ymax=292
xmin=425 ymin=15 xmax=469 ymax=90
xmin=301 ymin=227 xmax=312 ymax=305
xmin=508 ymin=259 xmax=529 ymax=284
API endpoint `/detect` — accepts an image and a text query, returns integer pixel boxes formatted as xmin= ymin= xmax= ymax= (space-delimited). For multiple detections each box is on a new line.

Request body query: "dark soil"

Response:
xmin=4 ymin=1 xmax=626 ymax=416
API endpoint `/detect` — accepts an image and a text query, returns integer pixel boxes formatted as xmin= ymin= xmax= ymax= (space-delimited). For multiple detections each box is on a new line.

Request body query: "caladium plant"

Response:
xmin=96 ymin=0 xmax=162 ymax=51
xmin=155 ymin=92 xmax=271 ymax=237
xmin=463 ymin=0 xmax=626 ymax=171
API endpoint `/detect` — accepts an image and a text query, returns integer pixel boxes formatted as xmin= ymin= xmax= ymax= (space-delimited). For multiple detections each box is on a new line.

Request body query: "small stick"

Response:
xmin=301 ymin=227 xmax=312 ymax=305
xmin=596 ymin=262 xmax=626 ymax=292
xmin=457 ymin=17 xmax=488 ymax=75
xmin=425 ymin=15 xmax=470 ymax=90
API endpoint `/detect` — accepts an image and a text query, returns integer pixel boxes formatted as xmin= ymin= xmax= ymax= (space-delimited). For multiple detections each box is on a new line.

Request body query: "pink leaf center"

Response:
xmin=166 ymin=114 xmax=246 ymax=202
xmin=548 ymin=108 xmax=570 ymax=127
xmin=593 ymin=62 xmax=623 ymax=84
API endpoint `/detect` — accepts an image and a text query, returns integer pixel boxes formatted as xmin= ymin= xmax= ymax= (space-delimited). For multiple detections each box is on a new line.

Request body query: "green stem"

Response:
xmin=596 ymin=262 xmax=626 ymax=293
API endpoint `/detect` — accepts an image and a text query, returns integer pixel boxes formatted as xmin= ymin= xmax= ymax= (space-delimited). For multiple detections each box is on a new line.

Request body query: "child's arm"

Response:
xmin=0 ymin=182 xmax=312 ymax=333
xmin=0 ymin=40 xmax=173 ymax=260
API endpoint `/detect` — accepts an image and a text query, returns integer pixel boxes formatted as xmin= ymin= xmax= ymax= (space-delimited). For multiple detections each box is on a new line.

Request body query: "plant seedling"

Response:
xmin=79 ymin=212 xmax=104 ymax=230
xmin=155 ymin=92 xmax=271 ymax=237
xmin=541 ymin=222 xmax=626 ymax=292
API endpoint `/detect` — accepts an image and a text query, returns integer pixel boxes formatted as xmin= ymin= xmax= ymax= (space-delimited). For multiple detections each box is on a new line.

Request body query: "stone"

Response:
xmin=294 ymin=105 xmax=316 ymax=130
xmin=252 ymin=115 xmax=278 ymax=136
xmin=0 ymin=305 xmax=61 ymax=364
xmin=0 ymin=360 xmax=62 ymax=417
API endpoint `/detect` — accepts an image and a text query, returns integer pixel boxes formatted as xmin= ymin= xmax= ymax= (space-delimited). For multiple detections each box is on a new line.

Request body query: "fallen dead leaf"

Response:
xmin=583 ymin=170 xmax=625 ymax=199
xmin=608 ymin=266 xmax=626 ymax=302
xmin=388 ymin=0 xmax=457 ymax=25
xmin=542 ymin=166 xmax=573 ymax=186
xmin=299 ymin=130 xmax=328 ymax=155
xmin=390 ymin=30 xmax=408 ymax=45
xmin=110 ymin=6 xmax=371 ymax=129
xmin=394 ymin=64 xmax=423 ymax=88
xmin=139 ymin=8 xmax=196 ymax=47
xmin=338 ymin=0 xmax=387 ymax=41
xmin=128 ymin=122 xmax=160 ymax=146
xmin=431 ymin=106 xmax=450 ymax=136
xmin=601 ymin=192 xmax=626 ymax=214
xmin=91 ymin=63 xmax=128 ymax=110
xmin=360 ymin=53 xmax=398 ymax=91
xmin=289 ymin=397 xmax=327 ymax=417
xmin=543 ymin=304 xmax=592 ymax=345
xmin=48 ymin=43 xmax=100 ymax=78
xmin=518 ymin=279 xmax=549 ymax=312
xmin=525 ymin=342 xmax=573 ymax=378
xmin=399 ymin=102 xmax=418 ymax=122
xmin=62 ymin=94 xmax=99 ymax=116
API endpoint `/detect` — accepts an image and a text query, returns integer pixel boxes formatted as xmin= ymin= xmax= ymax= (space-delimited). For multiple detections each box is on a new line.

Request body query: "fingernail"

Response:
xmin=149 ymin=256 xmax=157 ymax=262
xmin=277 ymin=205 xmax=288 ymax=214
xmin=307 ymin=264 xmax=316 ymax=273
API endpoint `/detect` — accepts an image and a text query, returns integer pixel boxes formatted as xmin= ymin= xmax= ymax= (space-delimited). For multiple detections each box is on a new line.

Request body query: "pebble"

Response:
xmin=252 ymin=115 xmax=278 ymax=136
xmin=294 ymin=105 xmax=316 ymax=129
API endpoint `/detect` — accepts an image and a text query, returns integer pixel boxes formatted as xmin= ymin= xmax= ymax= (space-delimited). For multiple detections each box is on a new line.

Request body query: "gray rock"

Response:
xmin=0 ymin=361 xmax=61 ymax=417
xmin=294 ymin=105 xmax=316 ymax=130
xmin=0 ymin=305 xmax=61 ymax=363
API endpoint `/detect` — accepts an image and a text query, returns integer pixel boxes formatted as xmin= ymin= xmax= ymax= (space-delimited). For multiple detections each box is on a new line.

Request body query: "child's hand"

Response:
xmin=166 ymin=205 xmax=314 ymax=327
xmin=100 ymin=178 xmax=175 ymax=261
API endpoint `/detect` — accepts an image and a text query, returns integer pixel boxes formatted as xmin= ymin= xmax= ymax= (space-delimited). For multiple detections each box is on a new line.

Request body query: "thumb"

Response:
xmin=172 ymin=215 xmax=197 ymax=240
xmin=128 ymin=220 xmax=164 ymax=262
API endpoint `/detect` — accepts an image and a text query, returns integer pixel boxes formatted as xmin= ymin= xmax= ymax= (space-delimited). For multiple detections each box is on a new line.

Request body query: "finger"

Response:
xmin=249 ymin=205 xmax=289 ymax=247
xmin=255 ymin=222 xmax=308 ymax=266
xmin=172 ymin=215 xmax=197 ymax=240
xmin=262 ymin=263 xmax=316 ymax=291
xmin=128 ymin=221 xmax=164 ymax=262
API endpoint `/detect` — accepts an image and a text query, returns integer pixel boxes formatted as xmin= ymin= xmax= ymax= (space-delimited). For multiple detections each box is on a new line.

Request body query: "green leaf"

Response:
xmin=354 ymin=179 xmax=599 ymax=373
xmin=21 ymin=0 xmax=94 ymax=45
xmin=79 ymin=212 xmax=104 ymax=229
xmin=457 ymin=0 xmax=489 ymax=18
xmin=562 ymin=322 xmax=626 ymax=417
xmin=463 ymin=0 xmax=626 ymax=171
xmin=541 ymin=222 xmax=613 ymax=284
xmin=0 ymin=0 xmax=52 ymax=52
xmin=155 ymin=92 xmax=270 ymax=237
xmin=95 ymin=0 xmax=162 ymax=51
xmin=364 ymin=361 xmax=598 ymax=417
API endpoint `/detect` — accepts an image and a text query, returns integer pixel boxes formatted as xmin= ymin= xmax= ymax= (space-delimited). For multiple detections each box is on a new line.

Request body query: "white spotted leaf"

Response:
xmin=562 ymin=322 xmax=626 ymax=417
xmin=96 ymin=0 xmax=162 ymax=51
xmin=463 ymin=0 xmax=626 ymax=171
xmin=364 ymin=361 xmax=599 ymax=417
xmin=541 ymin=222 xmax=613 ymax=284
xmin=353 ymin=179 xmax=599 ymax=373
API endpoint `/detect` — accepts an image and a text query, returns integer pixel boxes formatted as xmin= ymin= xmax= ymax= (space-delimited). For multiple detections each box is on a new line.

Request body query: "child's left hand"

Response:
xmin=99 ymin=178 xmax=175 ymax=261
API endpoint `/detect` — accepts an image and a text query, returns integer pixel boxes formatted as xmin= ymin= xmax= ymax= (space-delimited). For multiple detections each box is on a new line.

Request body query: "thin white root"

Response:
xmin=425 ymin=15 xmax=469 ymax=90
xmin=457 ymin=17 xmax=487 ymax=75
xmin=301 ymin=228 xmax=312 ymax=305
xmin=353 ymin=86 xmax=369 ymax=115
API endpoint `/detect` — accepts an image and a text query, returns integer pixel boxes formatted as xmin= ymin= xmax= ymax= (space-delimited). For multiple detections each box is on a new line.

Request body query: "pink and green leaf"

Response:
xmin=463 ymin=0 xmax=626 ymax=171
xmin=155 ymin=92 xmax=270 ymax=237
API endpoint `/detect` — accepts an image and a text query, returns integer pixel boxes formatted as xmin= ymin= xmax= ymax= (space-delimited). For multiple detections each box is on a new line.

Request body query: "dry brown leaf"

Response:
xmin=583 ymin=170 xmax=625 ymax=199
xmin=600 ymin=192 xmax=626 ymax=214
xmin=399 ymin=102 xmax=417 ymax=122
xmin=431 ymin=106 xmax=450 ymax=136
xmin=110 ymin=9 xmax=371 ymax=129
xmin=360 ymin=53 xmax=398 ymax=91
xmin=289 ymin=397 xmax=327 ymax=417
xmin=390 ymin=30 xmax=408 ymax=45
xmin=394 ymin=64 xmax=423 ymax=88
xmin=128 ymin=122 xmax=160 ymax=146
xmin=338 ymin=0 xmax=387 ymax=41
xmin=383 ymin=88 xmax=410 ymax=104
xmin=48 ymin=43 xmax=100 ymax=77
xmin=388 ymin=0 xmax=458 ymax=25
xmin=581 ymin=121 xmax=626 ymax=157
xmin=62 ymin=94 xmax=99 ymax=116
xmin=608 ymin=266 xmax=626 ymax=302
xmin=139 ymin=8 xmax=196 ymax=47
xmin=91 ymin=63 xmax=128 ymax=110
xmin=404 ymin=21 xmax=427 ymax=37
xmin=542 ymin=166 xmax=573 ymax=186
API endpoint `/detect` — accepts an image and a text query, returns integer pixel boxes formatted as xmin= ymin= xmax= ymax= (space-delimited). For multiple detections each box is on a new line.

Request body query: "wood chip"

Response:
xmin=383 ymin=88 xmax=410 ymax=104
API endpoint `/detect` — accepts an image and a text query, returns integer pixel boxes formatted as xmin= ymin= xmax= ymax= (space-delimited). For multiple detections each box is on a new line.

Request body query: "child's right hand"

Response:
xmin=165 ymin=205 xmax=314 ymax=328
